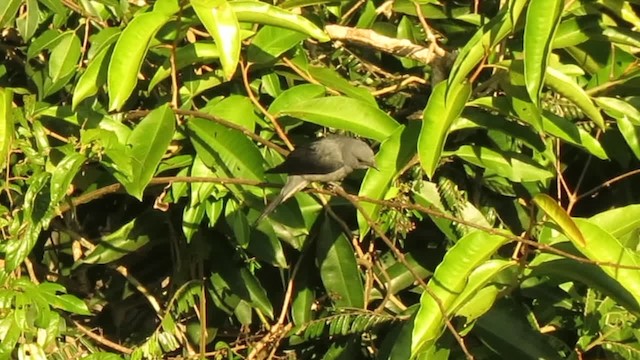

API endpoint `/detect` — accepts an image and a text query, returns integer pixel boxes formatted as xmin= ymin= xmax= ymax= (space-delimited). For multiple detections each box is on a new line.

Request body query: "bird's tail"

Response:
xmin=254 ymin=176 xmax=309 ymax=224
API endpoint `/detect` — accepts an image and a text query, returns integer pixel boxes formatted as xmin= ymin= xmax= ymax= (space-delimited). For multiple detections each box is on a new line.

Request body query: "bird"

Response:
xmin=255 ymin=135 xmax=377 ymax=223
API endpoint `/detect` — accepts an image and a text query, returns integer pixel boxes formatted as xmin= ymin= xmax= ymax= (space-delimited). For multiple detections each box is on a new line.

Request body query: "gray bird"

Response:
xmin=256 ymin=135 xmax=377 ymax=223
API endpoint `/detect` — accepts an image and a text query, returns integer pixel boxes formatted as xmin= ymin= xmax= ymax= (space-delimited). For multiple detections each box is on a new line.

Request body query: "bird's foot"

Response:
xmin=327 ymin=182 xmax=344 ymax=192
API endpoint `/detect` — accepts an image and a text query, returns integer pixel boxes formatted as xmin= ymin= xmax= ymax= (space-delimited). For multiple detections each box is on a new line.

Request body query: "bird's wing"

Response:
xmin=266 ymin=139 xmax=344 ymax=175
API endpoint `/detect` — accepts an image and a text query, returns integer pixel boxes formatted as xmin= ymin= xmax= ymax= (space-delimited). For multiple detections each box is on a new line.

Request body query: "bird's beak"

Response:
xmin=370 ymin=161 xmax=379 ymax=171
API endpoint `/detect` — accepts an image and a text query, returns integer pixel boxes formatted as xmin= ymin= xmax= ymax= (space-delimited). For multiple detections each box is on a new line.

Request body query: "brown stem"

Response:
xmin=333 ymin=187 xmax=474 ymax=360
xmin=127 ymin=108 xmax=288 ymax=156
xmin=240 ymin=61 xmax=294 ymax=151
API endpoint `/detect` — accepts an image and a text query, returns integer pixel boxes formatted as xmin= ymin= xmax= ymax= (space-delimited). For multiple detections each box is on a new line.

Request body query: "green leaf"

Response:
xmin=189 ymin=154 xmax=221 ymax=206
xmin=229 ymin=1 xmax=330 ymax=42
xmin=87 ymin=27 xmax=121 ymax=59
xmin=601 ymin=25 xmax=640 ymax=48
xmin=27 ymin=29 xmax=64 ymax=59
xmin=187 ymin=117 xmax=264 ymax=199
xmin=149 ymin=42 xmax=220 ymax=91
xmin=248 ymin=220 xmax=288 ymax=268
xmin=571 ymin=219 xmax=640 ymax=308
xmin=596 ymin=0 xmax=640 ymax=26
xmin=6 ymin=172 xmax=51 ymax=270
xmin=48 ymin=32 xmax=82 ymax=88
xmin=260 ymin=72 xmax=282 ymax=97
xmin=201 ymin=95 xmax=258 ymax=131
xmin=505 ymin=60 xmax=543 ymax=131
xmin=80 ymin=353 xmax=125 ymax=360
xmin=108 ymin=11 xmax=170 ymax=111
xmin=411 ymin=231 xmax=508 ymax=356
xmin=542 ymin=111 xmax=608 ymax=160
xmin=17 ymin=0 xmax=39 ymax=42
xmin=180 ymin=71 xmax=225 ymax=101
xmin=72 ymin=44 xmax=113 ymax=109
xmin=532 ymin=194 xmax=586 ymax=247
xmin=528 ymin=252 xmax=640 ymax=313
xmin=589 ymin=204 xmax=640 ymax=241
xmin=454 ymin=106 xmax=545 ymax=152
xmin=412 ymin=180 xmax=461 ymax=242
xmin=0 ymin=0 xmax=21 ymax=28
xmin=447 ymin=0 xmax=527 ymax=93
xmin=615 ymin=115 xmax=640 ymax=160
xmin=212 ymin=251 xmax=274 ymax=319
xmin=418 ymin=81 xmax=471 ymax=178
xmin=77 ymin=212 xmax=165 ymax=266
xmin=248 ymin=25 xmax=307 ymax=63
xmin=316 ymin=216 xmax=364 ymax=308
xmin=153 ymin=0 xmax=180 ymax=16
xmin=276 ymin=96 xmax=400 ymax=142
xmin=39 ymin=0 xmax=67 ymax=15
xmin=397 ymin=16 xmax=421 ymax=68
xmin=191 ymin=0 xmax=240 ymax=80
xmin=358 ymin=122 xmax=419 ymax=237
xmin=268 ymin=83 xmax=325 ymax=114
xmin=50 ymin=152 xmax=85 ymax=205
xmin=544 ymin=66 xmax=605 ymax=130
xmin=452 ymin=145 xmax=554 ymax=182
xmin=37 ymin=283 xmax=91 ymax=315
xmin=225 ymin=198 xmax=250 ymax=247
xmin=369 ymin=242 xmax=437 ymax=301
xmin=595 ymin=97 xmax=640 ymax=126
xmin=121 ymin=104 xmax=175 ymax=200
xmin=552 ymin=16 xmax=599 ymax=49
xmin=523 ymin=0 xmax=562 ymax=105
xmin=474 ymin=299 xmax=563 ymax=360
xmin=182 ymin=202 xmax=205 ymax=243
xmin=23 ymin=171 xmax=51 ymax=223
xmin=0 ymin=88 xmax=13 ymax=170
xmin=291 ymin=264 xmax=314 ymax=325
xmin=304 ymin=66 xmax=376 ymax=105
xmin=453 ymin=260 xmax=516 ymax=323
xmin=279 ymin=0 xmax=347 ymax=8
xmin=0 ymin=317 xmax=21 ymax=356
xmin=81 ymin=127 xmax=133 ymax=179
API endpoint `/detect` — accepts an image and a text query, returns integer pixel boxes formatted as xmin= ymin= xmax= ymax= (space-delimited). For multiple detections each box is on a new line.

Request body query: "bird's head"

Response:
xmin=349 ymin=139 xmax=378 ymax=170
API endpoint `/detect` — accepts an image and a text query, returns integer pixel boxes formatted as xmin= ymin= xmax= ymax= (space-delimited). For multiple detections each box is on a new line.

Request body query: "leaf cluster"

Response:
xmin=0 ymin=0 xmax=640 ymax=359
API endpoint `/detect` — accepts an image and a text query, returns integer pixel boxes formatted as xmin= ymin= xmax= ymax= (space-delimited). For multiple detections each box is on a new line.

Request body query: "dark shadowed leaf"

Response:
xmin=316 ymin=216 xmax=364 ymax=308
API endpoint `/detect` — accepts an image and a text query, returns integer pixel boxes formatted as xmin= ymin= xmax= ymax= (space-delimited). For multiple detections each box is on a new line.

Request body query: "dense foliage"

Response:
xmin=1 ymin=0 xmax=640 ymax=358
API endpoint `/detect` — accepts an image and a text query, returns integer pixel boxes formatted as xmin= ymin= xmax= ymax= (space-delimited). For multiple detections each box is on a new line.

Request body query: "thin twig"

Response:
xmin=280 ymin=57 xmax=340 ymax=96
xmin=72 ymin=320 xmax=133 ymax=354
xmin=413 ymin=2 xmax=446 ymax=57
xmin=240 ymin=61 xmax=294 ymax=150
xmin=333 ymin=187 xmax=474 ymax=360
xmin=576 ymin=168 xmax=640 ymax=202
xmin=371 ymin=76 xmax=427 ymax=96
xmin=79 ymin=20 xmax=91 ymax=69
xmin=127 ymin=108 xmax=288 ymax=155
xmin=278 ymin=255 xmax=303 ymax=325
xmin=332 ymin=191 xmax=640 ymax=271
xmin=373 ymin=257 xmax=394 ymax=313
xmin=57 ymin=176 xmax=640 ymax=271
xmin=112 ymin=265 xmax=164 ymax=318
xmin=340 ymin=0 xmax=366 ymax=24
xmin=169 ymin=8 xmax=182 ymax=110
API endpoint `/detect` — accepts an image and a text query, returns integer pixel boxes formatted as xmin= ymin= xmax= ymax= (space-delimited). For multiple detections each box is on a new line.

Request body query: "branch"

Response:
xmin=126 ymin=109 xmax=288 ymax=156
xmin=58 ymin=176 xmax=640 ymax=271
xmin=333 ymin=186 xmax=473 ymax=359
xmin=325 ymin=24 xmax=445 ymax=65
